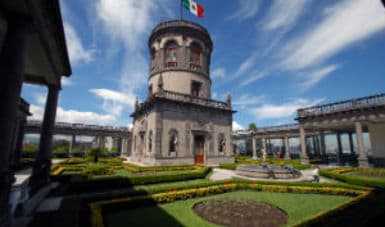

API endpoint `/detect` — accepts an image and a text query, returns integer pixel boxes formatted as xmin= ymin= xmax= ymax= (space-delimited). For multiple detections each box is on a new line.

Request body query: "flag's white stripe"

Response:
xmin=189 ymin=0 xmax=198 ymax=16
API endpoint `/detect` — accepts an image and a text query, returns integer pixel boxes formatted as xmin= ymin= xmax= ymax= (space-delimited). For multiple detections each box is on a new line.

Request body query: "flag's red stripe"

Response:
xmin=197 ymin=4 xmax=204 ymax=18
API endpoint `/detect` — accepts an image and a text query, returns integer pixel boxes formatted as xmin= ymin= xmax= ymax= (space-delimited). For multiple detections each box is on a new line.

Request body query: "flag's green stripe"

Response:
xmin=182 ymin=0 xmax=190 ymax=9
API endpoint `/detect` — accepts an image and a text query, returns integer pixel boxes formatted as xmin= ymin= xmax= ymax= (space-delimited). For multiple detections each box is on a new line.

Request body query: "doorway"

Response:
xmin=194 ymin=135 xmax=204 ymax=164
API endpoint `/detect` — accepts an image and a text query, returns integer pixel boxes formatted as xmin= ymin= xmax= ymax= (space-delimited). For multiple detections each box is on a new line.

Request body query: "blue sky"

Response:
xmin=21 ymin=0 xmax=385 ymax=130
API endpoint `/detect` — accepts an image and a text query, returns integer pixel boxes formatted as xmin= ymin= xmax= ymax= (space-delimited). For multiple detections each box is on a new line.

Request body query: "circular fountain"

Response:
xmin=236 ymin=164 xmax=302 ymax=179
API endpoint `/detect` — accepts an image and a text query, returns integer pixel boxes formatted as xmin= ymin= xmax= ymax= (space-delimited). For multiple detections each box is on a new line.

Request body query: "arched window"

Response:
xmin=190 ymin=42 xmax=202 ymax=70
xmin=150 ymin=48 xmax=156 ymax=69
xmin=218 ymin=133 xmax=225 ymax=152
xmin=168 ymin=129 xmax=178 ymax=152
xmin=148 ymin=84 xmax=153 ymax=97
xmin=148 ymin=131 xmax=153 ymax=152
xmin=164 ymin=41 xmax=177 ymax=67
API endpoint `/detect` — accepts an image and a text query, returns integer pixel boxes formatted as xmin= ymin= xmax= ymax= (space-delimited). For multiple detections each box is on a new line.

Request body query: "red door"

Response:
xmin=194 ymin=136 xmax=204 ymax=164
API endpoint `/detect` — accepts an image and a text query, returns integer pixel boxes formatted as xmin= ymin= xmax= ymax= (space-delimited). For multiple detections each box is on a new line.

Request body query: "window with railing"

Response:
xmin=190 ymin=42 xmax=202 ymax=70
xmin=164 ymin=41 xmax=177 ymax=68
xmin=191 ymin=81 xmax=202 ymax=98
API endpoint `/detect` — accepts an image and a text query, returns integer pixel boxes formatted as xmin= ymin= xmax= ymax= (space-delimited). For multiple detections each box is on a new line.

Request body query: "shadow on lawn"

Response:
xmin=28 ymin=178 xmax=184 ymax=227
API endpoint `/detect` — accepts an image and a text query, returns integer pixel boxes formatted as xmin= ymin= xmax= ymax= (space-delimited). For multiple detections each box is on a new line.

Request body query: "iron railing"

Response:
xmin=298 ymin=93 xmax=385 ymax=117
xmin=26 ymin=120 xmax=130 ymax=132
xmin=154 ymin=89 xmax=230 ymax=110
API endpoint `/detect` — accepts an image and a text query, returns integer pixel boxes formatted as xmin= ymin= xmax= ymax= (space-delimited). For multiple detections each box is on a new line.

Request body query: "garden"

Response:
xmin=27 ymin=155 xmax=385 ymax=227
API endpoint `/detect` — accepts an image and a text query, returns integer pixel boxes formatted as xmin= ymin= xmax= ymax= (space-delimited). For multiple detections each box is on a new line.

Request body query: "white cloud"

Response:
xmin=263 ymin=0 xmax=309 ymax=31
xmin=64 ymin=22 xmax=94 ymax=65
xmin=233 ymin=121 xmax=244 ymax=131
xmin=232 ymin=54 xmax=257 ymax=80
xmin=211 ymin=68 xmax=226 ymax=78
xmin=298 ymin=64 xmax=339 ymax=91
xmin=233 ymin=94 xmax=264 ymax=109
xmin=251 ymin=98 xmax=324 ymax=119
xmin=96 ymin=0 xmax=156 ymax=51
xmin=61 ymin=77 xmax=73 ymax=87
xmin=95 ymin=0 xmax=165 ymax=106
xmin=281 ymin=0 xmax=385 ymax=70
xmin=240 ymin=71 xmax=267 ymax=86
xmin=28 ymin=104 xmax=116 ymax=125
xmin=228 ymin=0 xmax=261 ymax=21
xmin=89 ymin=88 xmax=136 ymax=117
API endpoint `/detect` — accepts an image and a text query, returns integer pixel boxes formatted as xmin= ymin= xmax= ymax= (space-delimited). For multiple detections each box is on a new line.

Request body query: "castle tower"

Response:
xmin=148 ymin=20 xmax=213 ymax=99
xmin=130 ymin=20 xmax=235 ymax=166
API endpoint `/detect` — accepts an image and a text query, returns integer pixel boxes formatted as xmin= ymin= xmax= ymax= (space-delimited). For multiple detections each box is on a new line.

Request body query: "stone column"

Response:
xmin=348 ymin=133 xmax=355 ymax=154
xmin=284 ymin=136 xmax=291 ymax=160
xmin=68 ymin=134 xmax=75 ymax=156
xmin=336 ymin=133 xmax=343 ymax=165
xmin=31 ymin=85 xmax=60 ymax=192
xmin=262 ymin=137 xmax=267 ymax=162
xmin=299 ymin=125 xmax=309 ymax=164
xmin=320 ymin=132 xmax=326 ymax=156
xmin=0 ymin=17 xmax=29 ymax=224
xmin=252 ymin=138 xmax=257 ymax=159
xmin=12 ymin=119 xmax=27 ymax=168
xmin=120 ymin=137 xmax=128 ymax=157
xmin=355 ymin=122 xmax=368 ymax=167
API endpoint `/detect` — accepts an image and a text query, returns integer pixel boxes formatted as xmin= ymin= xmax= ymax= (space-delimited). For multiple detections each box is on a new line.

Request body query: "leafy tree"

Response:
xmin=248 ymin=123 xmax=257 ymax=131
xmin=87 ymin=147 xmax=106 ymax=163
xmin=53 ymin=139 xmax=69 ymax=149
xmin=23 ymin=144 xmax=38 ymax=153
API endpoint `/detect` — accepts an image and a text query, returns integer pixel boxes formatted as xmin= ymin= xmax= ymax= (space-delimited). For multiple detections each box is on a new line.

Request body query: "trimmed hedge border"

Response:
xmin=218 ymin=162 xmax=237 ymax=170
xmin=51 ymin=165 xmax=211 ymax=194
xmin=89 ymin=181 xmax=369 ymax=227
xmin=320 ymin=167 xmax=385 ymax=189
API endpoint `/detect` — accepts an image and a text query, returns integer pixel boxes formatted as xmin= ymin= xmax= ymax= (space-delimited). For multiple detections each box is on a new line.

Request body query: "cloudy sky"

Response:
xmin=21 ymin=0 xmax=385 ymax=130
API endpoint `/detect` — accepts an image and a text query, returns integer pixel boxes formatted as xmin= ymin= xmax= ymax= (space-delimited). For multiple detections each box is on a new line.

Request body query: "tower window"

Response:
xmin=165 ymin=41 xmax=177 ymax=68
xmin=151 ymin=48 xmax=156 ymax=69
xmin=190 ymin=43 xmax=202 ymax=70
xmin=148 ymin=85 xmax=153 ymax=97
xmin=218 ymin=133 xmax=225 ymax=152
xmin=191 ymin=81 xmax=202 ymax=97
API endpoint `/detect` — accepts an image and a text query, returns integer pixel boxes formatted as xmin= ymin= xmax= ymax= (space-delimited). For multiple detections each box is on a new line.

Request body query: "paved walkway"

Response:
xmin=210 ymin=167 xmax=336 ymax=183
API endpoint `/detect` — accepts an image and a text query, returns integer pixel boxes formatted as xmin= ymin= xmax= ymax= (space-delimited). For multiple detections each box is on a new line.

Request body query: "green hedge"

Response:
xmin=59 ymin=166 xmax=211 ymax=194
xmin=218 ymin=162 xmax=237 ymax=170
xmin=89 ymin=181 xmax=368 ymax=227
xmin=320 ymin=168 xmax=385 ymax=189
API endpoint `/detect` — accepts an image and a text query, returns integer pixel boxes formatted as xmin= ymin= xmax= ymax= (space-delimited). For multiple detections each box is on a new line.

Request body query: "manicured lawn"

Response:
xmin=347 ymin=172 xmax=385 ymax=182
xmin=105 ymin=191 xmax=353 ymax=227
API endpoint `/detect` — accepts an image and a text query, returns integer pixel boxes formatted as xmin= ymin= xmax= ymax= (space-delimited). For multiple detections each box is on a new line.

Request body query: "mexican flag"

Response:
xmin=182 ymin=0 xmax=204 ymax=18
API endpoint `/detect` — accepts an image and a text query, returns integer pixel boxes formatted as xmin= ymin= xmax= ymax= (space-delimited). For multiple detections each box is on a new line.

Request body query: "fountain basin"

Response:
xmin=235 ymin=164 xmax=301 ymax=179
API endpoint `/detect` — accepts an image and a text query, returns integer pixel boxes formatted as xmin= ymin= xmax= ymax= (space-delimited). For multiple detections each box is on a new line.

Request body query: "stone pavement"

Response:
xmin=210 ymin=167 xmax=336 ymax=183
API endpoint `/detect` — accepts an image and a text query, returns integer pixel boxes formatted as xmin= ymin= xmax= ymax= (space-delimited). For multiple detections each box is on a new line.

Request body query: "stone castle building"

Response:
xmin=129 ymin=20 xmax=235 ymax=165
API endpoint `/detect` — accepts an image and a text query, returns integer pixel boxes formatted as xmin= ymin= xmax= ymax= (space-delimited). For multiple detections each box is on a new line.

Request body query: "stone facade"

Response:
xmin=129 ymin=20 xmax=235 ymax=166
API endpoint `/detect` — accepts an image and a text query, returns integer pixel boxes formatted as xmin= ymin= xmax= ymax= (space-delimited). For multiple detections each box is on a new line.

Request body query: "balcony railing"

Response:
xmin=190 ymin=63 xmax=201 ymax=70
xmin=298 ymin=93 xmax=385 ymax=117
xmin=258 ymin=124 xmax=299 ymax=132
xmin=26 ymin=120 xmax=130 ymax=132
xmin=164 ymin=61 xmax=177 ymax=68
xmin=153 ymin=89 xmax=230 ymax=110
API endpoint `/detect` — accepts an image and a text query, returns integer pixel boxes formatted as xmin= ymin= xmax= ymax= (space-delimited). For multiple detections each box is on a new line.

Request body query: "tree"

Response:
xmin=248 ymin=123 xmax=257 ymax=131
xmin=87 ymin=148 xmax=106 ymax=163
